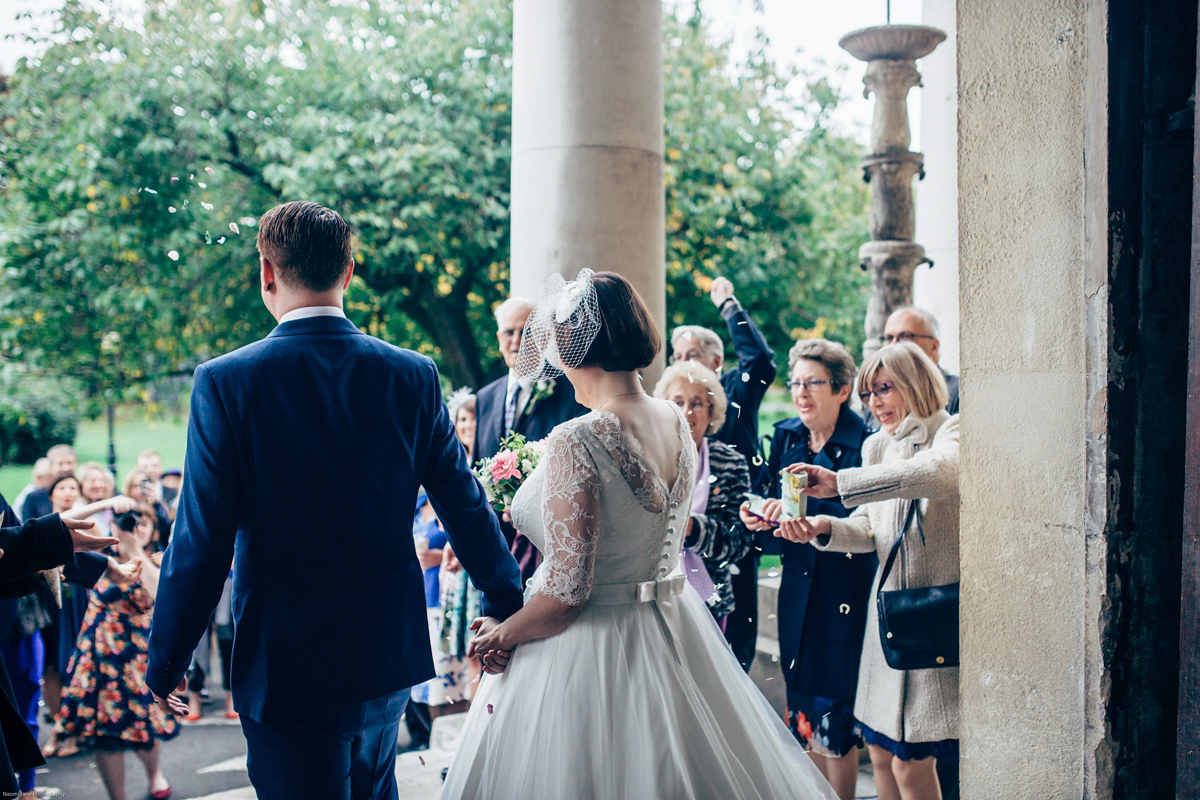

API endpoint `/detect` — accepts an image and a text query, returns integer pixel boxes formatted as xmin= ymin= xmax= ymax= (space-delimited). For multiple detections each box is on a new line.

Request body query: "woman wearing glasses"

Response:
xmin=738 ymin=339 xmax=872 ymax=800
xmin=778 ymin=342 xmax=960 ymax=800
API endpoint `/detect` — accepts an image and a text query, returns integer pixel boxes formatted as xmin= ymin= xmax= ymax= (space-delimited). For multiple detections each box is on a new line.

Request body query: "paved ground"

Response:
xmin=37 ymin=695 xmax=878 ymax=800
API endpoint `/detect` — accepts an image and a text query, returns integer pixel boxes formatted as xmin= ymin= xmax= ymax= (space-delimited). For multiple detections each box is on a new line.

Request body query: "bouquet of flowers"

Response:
xmin=475 ymin=432 xmax=546 ymax=515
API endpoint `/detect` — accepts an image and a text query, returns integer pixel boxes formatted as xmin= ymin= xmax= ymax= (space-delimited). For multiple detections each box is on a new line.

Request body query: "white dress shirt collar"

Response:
xmin=278 ymin=306 xmax=347 ymax=325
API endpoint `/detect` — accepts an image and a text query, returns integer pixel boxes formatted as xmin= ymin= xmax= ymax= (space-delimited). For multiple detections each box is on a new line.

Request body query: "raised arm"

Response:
xmin=61 ymin=494 xmax=136 ymax=521
xmin=720 ymin=293 xmax=776 ymax=388
xmin=468 ymin=426 xmax=598 ymax=667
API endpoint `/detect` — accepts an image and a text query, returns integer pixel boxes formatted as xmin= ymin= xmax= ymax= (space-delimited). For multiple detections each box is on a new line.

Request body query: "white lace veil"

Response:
xmin=515 ymin=268 xmax=602 ymax=381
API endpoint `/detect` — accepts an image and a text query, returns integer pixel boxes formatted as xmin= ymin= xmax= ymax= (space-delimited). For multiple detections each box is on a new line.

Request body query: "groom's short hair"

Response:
xmin=257 ymin=201 xmax=354 ymax=291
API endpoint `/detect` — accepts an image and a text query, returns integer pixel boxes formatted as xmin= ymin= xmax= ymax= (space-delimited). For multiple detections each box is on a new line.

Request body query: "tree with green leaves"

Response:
xmin=663 ymin=9 xmax=870 ymax=360
xmin=0 ymin=0 xmax=867 ymax=399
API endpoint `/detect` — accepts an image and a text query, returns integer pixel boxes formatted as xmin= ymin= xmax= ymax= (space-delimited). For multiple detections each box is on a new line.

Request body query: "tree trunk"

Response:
xmin=400 ymin=294 xmax=488 ymax=389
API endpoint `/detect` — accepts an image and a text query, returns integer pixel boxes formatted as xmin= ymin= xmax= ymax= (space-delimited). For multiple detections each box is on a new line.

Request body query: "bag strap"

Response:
xmin=877 ymin=500 xmax=924 ymax=593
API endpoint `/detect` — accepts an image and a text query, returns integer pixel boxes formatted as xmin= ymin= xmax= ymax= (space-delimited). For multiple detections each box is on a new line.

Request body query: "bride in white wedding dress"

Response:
xmin=440 ymin=270 xmax=837 ymax=800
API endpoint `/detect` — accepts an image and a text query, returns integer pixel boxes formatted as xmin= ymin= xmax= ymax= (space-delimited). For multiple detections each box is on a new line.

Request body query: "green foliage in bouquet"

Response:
xmin=473 ymin=431 xmax=545 ymax=514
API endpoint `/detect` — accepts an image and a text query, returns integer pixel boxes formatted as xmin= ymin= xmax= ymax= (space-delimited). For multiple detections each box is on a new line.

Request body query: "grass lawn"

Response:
xmin=0 ymin=410 xmax=188 ymax=504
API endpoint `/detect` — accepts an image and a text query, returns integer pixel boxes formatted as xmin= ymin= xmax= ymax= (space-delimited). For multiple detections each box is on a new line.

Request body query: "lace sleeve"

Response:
xmin=539 ymin=425 xmax=601 ymax=606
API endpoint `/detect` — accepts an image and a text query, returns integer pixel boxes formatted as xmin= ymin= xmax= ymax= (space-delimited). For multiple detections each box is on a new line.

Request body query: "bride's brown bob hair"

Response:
xmin=576 ymin=272 xmax=661 ymax=372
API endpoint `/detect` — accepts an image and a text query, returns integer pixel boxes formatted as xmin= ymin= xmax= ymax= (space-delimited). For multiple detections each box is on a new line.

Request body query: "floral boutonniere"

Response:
xmin=525 ymin=378 xmax=555 ymax=415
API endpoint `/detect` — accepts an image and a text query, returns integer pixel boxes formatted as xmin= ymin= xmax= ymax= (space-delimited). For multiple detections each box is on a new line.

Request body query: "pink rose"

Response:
xmin=490 ymin=450 xmax=522 ymax=482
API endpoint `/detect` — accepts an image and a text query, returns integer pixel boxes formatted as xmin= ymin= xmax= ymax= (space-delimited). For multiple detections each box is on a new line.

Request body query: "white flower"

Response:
xmin=554 ymin=278 xmax=588 ymax=322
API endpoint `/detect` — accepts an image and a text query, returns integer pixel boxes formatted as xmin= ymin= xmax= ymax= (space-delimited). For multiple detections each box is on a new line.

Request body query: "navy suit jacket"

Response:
xmin=147 ymin=315 xmax=524 ymax=724
xmin=473 ymin=373 xmax=586 ymax=462
xmin=758 ymin=408 xmax=875 ymax=704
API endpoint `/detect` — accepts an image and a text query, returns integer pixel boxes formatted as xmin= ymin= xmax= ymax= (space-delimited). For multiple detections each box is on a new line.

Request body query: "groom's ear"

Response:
xmin=340 ymin=261 xmax=355 ymax=291
xmin=260 ymin=257 xmax=277 ymax=293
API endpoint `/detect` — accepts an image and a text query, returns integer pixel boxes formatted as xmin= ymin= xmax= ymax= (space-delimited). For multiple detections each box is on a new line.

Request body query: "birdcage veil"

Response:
xmin=515 ymin=268 xmax=602 ymax=381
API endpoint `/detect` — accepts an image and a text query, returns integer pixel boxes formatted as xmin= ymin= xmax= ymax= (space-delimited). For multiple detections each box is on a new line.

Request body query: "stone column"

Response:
xmin=509 ymin=0 xmax=665 ymax=373
xmin=840 ymin=25 xmax=945 ymax=357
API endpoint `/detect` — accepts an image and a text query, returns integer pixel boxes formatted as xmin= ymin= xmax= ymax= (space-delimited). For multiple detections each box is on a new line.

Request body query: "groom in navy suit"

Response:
xmin=147 ymin=201 xmax=524 ymax=800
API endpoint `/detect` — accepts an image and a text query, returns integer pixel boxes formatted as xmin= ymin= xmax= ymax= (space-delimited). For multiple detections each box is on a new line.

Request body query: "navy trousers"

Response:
xmin=242 ymin=689 xmax=410 ymax=800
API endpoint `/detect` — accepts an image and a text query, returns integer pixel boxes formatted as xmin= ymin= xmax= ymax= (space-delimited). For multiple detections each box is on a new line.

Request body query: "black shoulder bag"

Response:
xmin=876 ymin=500 xmax=959 ymax=670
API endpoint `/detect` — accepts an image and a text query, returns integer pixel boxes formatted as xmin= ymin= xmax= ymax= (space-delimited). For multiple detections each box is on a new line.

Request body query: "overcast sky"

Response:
xmin=0 ymin=0 xmax=930 ymax=146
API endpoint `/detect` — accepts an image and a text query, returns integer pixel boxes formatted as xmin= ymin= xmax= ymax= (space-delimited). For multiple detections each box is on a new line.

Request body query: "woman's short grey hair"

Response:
xmin=652 ymin=362 xmax=727 ymax=435
xmin=669 ymin=325 xmax=724 ymax=365
xmin=787 ymin=339 xmax=858 ymax=410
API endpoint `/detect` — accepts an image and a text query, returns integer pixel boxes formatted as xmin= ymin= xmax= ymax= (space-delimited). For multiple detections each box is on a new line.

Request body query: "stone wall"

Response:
xmin=957 ymin=0 xmax=1095 ymax=796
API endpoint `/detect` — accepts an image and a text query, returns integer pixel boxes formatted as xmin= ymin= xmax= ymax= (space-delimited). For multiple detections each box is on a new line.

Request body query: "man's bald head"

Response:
xmin=883 ymin=306 xmax=941 ymax=364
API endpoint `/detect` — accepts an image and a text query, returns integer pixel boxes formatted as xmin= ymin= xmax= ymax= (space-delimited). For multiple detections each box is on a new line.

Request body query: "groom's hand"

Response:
xmin=151 ymin=679 xmax=190 ymax=717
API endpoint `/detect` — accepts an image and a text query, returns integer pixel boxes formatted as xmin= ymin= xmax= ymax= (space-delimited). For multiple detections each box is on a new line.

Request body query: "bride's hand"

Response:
xmin=468 ymin=617 xmax=512 ymax=673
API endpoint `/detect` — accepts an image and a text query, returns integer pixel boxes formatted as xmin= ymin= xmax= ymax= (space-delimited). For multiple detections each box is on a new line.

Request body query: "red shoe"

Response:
xmin=224 ymin=711 xmax=240 ymax=719
xmin=149 ymin=787 xmax=172 ymax=800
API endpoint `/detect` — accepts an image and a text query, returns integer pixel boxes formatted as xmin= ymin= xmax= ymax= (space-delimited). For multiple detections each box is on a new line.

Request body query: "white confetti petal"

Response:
xmin=201 ymin=202 xmax=214 ymax=210
xmin=167 ymin=250 xmax=179 ymax=261
xmin=229 ymin=222 xmax=240 ymax=234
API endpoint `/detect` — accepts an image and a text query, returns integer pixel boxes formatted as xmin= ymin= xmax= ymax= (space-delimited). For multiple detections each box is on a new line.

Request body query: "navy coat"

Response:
xmin=713 ymin=299 xmax=776 ymax=481
xmin=147 ymin=315 xmax=524 ymax=724
xmin=759 ymin=407 xmax=875 ymax=705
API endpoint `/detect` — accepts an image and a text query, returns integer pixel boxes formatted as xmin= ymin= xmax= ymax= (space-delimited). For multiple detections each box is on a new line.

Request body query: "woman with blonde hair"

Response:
xmin=779 ymin=342 xmax=959 ymax=800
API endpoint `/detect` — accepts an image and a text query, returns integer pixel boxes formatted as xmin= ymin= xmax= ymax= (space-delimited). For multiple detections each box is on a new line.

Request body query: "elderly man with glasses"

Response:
xmin=669 ymin=277 xmax=776 ymax=672
xmin=881 ymin=306 xmax=959 ymax=415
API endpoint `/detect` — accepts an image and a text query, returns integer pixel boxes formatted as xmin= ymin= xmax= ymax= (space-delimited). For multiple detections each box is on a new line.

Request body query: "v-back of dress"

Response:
xmin=513 ymin=409 xmax=696 ymax=601
xmin=441 ymin=404 xmax=838 ymax=800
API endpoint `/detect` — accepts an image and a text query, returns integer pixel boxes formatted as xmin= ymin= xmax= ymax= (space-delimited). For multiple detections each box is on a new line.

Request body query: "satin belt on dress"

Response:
xmin=587 ymin=571 xmax=687 ymax=605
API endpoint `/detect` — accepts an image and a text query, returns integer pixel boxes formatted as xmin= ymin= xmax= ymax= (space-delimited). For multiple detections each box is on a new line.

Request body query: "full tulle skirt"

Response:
xmin=440 ymin=584 xmax=838 ymax=800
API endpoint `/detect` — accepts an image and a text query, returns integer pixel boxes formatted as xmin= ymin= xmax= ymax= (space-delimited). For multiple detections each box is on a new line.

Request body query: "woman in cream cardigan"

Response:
xmin=776 ymin=342 xmax=959 ymax=800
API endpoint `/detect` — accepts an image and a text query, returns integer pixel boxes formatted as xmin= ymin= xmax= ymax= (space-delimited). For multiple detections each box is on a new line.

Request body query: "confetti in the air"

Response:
xmin=168 ymin=206 xmax=177 ymax=213
xmin=487 ymin=704 xmax=494 ymax=715
xmin=167 ymin=251 xmax=179 ymax=261
xmin=229 ymin=222 xmax=240 ymax=234
xmin=205 ymin=166 xmax=215 ymax=174
xmin=201 ymin=202 xmax=214 ymax=210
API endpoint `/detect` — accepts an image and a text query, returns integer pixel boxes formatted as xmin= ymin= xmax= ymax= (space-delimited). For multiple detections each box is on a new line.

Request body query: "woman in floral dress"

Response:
xmin=55 ymin=503 xmax=177 ymax=800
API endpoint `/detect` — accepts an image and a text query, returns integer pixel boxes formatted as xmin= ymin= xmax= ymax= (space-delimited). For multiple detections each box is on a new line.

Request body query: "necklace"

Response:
xmin=596 ymin=390 xmax=643 ymax=412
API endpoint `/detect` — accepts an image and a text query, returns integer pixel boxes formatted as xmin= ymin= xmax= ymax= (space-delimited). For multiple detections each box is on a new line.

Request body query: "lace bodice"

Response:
xmin=510 ymin=408 xmax=696 ymax=606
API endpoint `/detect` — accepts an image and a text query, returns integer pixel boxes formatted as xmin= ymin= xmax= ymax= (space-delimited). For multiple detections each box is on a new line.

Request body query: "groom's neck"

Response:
xmin=265 ymin=280 xmax=346 ymax=322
